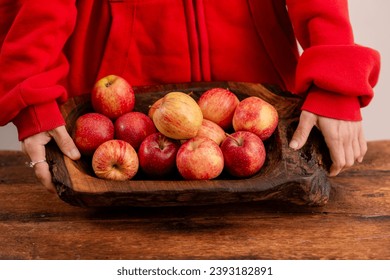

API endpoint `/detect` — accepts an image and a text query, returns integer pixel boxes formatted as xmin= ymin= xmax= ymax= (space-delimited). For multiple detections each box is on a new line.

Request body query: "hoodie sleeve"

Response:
xmin=286 ymin=0 xmax=380 ymax=120
xmin=0 ymin=0 xmax=77 ymax=140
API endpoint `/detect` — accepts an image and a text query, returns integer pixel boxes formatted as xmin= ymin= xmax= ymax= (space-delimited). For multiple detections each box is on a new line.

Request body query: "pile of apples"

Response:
xmin=73 ymin=75 xmax=279 ymax=181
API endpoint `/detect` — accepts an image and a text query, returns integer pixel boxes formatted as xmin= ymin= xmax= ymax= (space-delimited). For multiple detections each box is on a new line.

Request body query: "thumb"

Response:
xmin=289 ymin=111 xmax=317 ymax=150
xmin=50 ymin=126 xmax=81 ymax=160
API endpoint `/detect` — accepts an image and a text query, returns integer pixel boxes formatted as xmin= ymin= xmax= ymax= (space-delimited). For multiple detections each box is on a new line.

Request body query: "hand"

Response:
xmin=289 ymin=110 xmax=367 ymax=176
xmin=22 ymin=126 xmax=81 ymax=193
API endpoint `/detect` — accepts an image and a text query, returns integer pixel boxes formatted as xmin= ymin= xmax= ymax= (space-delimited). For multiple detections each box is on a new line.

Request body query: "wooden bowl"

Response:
xmin=46 ymin=81 xmax=332 ymax=207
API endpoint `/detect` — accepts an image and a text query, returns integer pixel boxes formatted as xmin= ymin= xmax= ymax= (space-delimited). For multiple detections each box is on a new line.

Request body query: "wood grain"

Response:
xmin=0 ymin=140 xmax=389 ymax=259
xmin=46 ymin=82 xmax=332 ymax=207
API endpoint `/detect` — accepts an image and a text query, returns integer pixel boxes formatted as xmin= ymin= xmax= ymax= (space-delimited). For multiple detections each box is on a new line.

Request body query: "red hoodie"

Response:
xmin=0 ymin=0 xmax=380 ymax=141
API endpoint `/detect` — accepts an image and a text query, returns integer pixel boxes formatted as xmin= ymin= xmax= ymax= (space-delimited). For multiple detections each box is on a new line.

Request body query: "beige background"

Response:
xmin=1 ymin=0 xmax=389 ymax=150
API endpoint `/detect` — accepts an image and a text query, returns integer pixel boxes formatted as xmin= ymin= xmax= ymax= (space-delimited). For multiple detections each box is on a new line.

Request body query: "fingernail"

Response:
xmin=289 ymin=140 xmax=298 ymax=150
xmin=70 ymin=148 xmax=81 ymax=159
xmin=329 ymin=167 xmax=340 ymax=177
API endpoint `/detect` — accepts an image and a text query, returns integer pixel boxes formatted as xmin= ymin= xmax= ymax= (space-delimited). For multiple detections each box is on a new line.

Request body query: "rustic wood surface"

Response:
xmin=47 ymin=82 xmax=332 ymax=207
xmin=0 ymin=140 xmax=389 ymax=260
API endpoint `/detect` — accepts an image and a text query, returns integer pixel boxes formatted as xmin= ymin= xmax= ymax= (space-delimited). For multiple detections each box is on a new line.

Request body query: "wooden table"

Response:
xmin=1 ymin=140 xmax=389 ymax=260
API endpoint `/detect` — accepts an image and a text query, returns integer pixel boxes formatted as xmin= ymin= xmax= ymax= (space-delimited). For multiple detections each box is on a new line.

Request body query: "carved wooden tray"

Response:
xmin=46 ymin=81 xmax=332 ymax=207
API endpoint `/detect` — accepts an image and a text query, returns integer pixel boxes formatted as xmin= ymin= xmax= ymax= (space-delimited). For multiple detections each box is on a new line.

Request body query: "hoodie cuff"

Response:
xmin=301 ymin=86 xmax=362 ymax=121
xmin=13 ymin=101 xmax=65 ymax=141
xmin=295 ymin=44 xmax=380 ymax=109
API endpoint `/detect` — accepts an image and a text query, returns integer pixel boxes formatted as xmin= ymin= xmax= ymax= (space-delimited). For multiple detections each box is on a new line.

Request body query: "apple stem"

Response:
xmin=157 ymin=134 xmax=166 ymax=150
xmin=225 ymin=133 xmax=242 ymax=146
xmin=105 ymin=81 xmax=113 ymax=88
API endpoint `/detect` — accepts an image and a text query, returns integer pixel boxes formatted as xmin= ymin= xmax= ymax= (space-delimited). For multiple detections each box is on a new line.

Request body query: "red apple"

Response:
xmin=73 ymin=113 xmax=114 ymax=156
xmin=196 ymin=119 xmax=226 ymax=145
xmin=91 ymin=74 xmax=135 ymax=120
xmin=221 ymin=131 xmax=266 ymax=178
xmin=92 ymin=139 xmax=139 ymax=181
xmin=232 ymin=96 xmax=278 ymax=140
xmin=114 ymin=112 xmax=157 ymax=150
xmin=138 ymin=132 xmax=180 ymax=177
xmin=197 ymin=88 xmax=239 ymax=130
xmin=176 ymin=136 xmax=224 ymax=180
xmin=152 ymin=91 xmax=203 ymax=140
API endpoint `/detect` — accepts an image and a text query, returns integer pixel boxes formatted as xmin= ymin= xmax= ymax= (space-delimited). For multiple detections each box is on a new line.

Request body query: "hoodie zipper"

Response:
xmin=184 ymin=0 xmax=211 ymax=81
